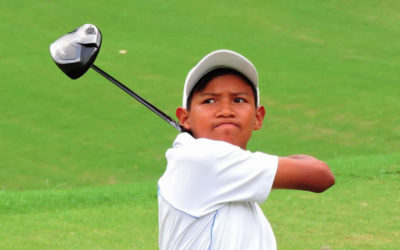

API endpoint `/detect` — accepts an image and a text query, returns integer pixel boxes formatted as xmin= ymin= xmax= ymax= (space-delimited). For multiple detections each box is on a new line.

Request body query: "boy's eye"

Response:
xmin=234 ymin=98 xmax=246 ymax=103
xmin=203 ymin=99 xmax=215 ymax=104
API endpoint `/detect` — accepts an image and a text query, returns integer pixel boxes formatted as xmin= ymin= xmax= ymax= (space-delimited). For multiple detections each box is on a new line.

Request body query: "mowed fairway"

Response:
xmin=0 ymin=0 xmax=399 ymax=249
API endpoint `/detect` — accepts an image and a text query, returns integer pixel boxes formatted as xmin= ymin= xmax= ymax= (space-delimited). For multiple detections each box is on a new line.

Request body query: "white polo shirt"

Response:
xmin=158 ymin=133 xmax=278 ymax=250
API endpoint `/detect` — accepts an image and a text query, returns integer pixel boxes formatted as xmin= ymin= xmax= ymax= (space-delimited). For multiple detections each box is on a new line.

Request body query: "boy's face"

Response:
xmin=176 ymin=74 xmax=265 ymax=149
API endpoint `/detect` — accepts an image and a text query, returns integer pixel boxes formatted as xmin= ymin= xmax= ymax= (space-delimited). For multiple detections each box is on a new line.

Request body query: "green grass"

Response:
xmin=266 ymin=153 xmax=400 ymax=249
xmin=0 ymin=0 xmax=399 ymax=249
xmin=1 ymin=154 xmax=398 ymax=249
xmin=0 ymin=182 xmax=158 ymax=249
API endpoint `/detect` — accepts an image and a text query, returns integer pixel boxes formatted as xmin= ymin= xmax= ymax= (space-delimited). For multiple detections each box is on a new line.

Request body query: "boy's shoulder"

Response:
xmin=171 ymin=132 xmax=245 ymax=154
xmin=167 ymin=133 xmax=278 ymax=168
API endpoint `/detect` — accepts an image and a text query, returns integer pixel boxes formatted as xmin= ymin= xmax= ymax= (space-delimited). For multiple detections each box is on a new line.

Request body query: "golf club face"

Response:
xmin=50 ymin=24 xmax=102 ymax=79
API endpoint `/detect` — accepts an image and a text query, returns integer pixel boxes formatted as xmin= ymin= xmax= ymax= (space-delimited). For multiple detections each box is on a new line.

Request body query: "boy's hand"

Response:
xmin=273 ymin=155 xmax=335 ymax=193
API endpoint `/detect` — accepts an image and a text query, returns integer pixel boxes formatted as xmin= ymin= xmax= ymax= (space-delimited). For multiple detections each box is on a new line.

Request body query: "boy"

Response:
xmin=158 ymin=50 xmax=335 ymax=249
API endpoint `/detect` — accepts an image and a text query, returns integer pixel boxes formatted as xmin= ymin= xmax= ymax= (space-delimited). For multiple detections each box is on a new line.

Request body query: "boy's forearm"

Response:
xmin=274 ymin=155 xmax=335 ymax=193
xmin=285 ymin=154 xmax=318 ymax=160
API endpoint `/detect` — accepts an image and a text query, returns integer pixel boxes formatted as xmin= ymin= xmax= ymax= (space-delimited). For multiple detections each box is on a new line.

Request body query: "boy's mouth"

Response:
xmin=213 ymin=121 xmax=239 ymax=129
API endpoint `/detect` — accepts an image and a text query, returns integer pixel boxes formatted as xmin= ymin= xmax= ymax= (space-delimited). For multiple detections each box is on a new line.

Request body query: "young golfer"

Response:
xmin=158 ymin=50 xmax=335 ymax=249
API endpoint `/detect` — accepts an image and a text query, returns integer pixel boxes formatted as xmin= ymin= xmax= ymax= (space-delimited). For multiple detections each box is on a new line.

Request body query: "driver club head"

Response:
xmin=50 ymin=24 xmax=102 ymax=79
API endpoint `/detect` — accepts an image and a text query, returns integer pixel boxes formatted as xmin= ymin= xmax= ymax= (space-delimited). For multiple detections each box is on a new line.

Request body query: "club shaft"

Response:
xmin=91 ymin=64 xmax=184 ymax=132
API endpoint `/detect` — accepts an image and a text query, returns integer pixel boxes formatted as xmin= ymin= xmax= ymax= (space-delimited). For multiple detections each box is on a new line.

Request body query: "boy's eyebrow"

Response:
xmin=197 ymin=93 xmax=219 ymax=98
xmin=198 ymin=92 xmax=251 ymax=96
xmin=232 ymin=92 xmax=252 ymax=96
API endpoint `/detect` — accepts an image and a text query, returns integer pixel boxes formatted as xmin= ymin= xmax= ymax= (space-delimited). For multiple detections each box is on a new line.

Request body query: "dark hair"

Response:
xmin=186 ymin=68 xmax=258 ymax=110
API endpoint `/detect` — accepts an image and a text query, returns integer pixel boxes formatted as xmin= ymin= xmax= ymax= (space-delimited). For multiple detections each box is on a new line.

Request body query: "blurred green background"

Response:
xmin=0 ymin=0 xmax=399 ymax=249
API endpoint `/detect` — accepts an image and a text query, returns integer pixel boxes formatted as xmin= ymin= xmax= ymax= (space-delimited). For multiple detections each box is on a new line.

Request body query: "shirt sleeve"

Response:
xmin=158 ymin=134 xmax=278 ymax=217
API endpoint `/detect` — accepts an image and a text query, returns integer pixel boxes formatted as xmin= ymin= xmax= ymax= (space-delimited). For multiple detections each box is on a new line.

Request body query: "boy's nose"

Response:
xmin=216 ymin=101 xmax=234 ymax=117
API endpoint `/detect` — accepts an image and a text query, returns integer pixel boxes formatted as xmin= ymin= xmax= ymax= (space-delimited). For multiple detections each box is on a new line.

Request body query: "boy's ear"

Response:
xmin=176 ymin=107 xmax=191 ymax=131
xmin=253 ymin=105 xmax=266 ymax=130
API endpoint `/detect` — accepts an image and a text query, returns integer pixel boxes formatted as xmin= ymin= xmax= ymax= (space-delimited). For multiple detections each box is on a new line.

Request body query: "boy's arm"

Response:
xmin=273 ymin=155 xmax=335 ymax=193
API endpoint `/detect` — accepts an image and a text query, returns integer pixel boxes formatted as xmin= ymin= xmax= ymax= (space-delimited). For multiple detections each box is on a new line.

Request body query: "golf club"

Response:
xmin=50 ymin=24 xmax=185 ymax=132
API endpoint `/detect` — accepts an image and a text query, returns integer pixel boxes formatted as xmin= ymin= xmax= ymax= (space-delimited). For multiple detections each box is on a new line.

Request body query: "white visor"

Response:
xmin=182 ymin=49 xmax=259 ymax=108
